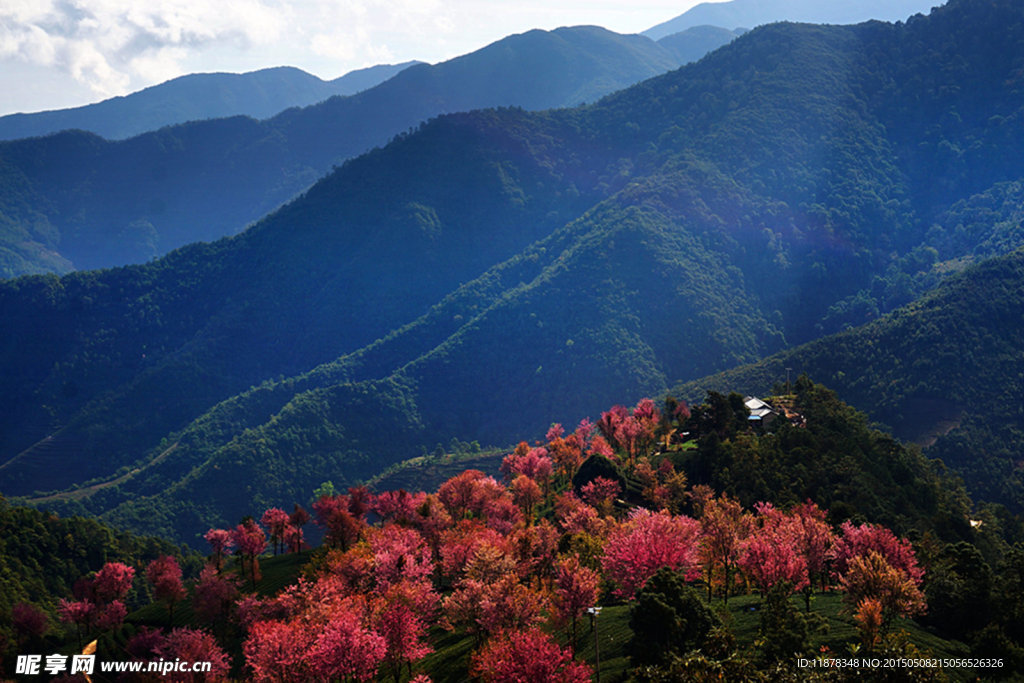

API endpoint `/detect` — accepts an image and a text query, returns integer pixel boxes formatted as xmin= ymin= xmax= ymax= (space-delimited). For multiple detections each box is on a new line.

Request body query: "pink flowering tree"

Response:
xmin=232 ymin=519 xmax=268 ymax=590
xmin=832 ymin=521 xmax=924 ymax=586
xmin=552 ymin=555 xmax=600 ymax=656
xmin=601 ymin=509 xmax=702 ymax=599
xmin=580 ymin=476 xmax=621 ymax=516
xmin=204 ymin=528 xmax=235 ymax=572
xmin=192 ymin=565 xmax=239 ymax=630
xmin=58 ymin=561 xmax=135 ymax=647
xmin=470 ymin=628 xmax=592 ymax=683
xmin=738 ymin=503 xmax=807 ymax=597
xmin=839 ymin=550 xmax=926 ymax=630
xmin=792 ymin=500 xmax=837 ymax=609
xmin=698 ymin=496 xmax=753 ymax=603
xmin=159 ymin=628 xmax=231 ymax=682
xmin=308 ymin=608 xmax=387 ymax=683
xmin=261 ymin=508 xmax=291 ymax=555
xmin=146 ymin=555 xmax=187 ymax=625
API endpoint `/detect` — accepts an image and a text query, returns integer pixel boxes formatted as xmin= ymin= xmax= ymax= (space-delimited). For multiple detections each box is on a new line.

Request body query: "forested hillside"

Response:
xmin=3 ymin=0 xmax=1024 ymax=544
xmin=0 ymin=26 xmax=688 ymax=277
xmin=9 ymin=385 xmax=1023 ymax=681
xmin=673 ymin=248 xmax=1024 ymax=516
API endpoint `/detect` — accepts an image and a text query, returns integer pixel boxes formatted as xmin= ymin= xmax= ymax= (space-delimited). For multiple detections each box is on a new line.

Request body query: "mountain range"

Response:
xmin=0 ymin=63 xmax=421 ymax=142
xmin=644 ymin=0 xmax=942 ymax=39
xmin=2 ymin=0 xmax=1024 ymax=543
xmin=0 ymin=25 xmax=739 ymax=279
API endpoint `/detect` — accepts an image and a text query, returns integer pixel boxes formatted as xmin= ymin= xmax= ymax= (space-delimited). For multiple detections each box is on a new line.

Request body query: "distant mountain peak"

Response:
xmin=644 ymin=0 xmax=942 ymax=40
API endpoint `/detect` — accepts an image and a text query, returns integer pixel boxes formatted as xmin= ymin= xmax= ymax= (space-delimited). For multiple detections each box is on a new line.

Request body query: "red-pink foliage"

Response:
xmin=261 ymin=507 xmax=291 ymax=554
xmin=438 ymin=520 xmax=512 ymax=580
xmin=832 ymin=521 xmax=924 ymax=585
xmin=146 ymin=555 xmax=187 ymax=610
xmin=552 ymin=555 xmax=600 ymax=634
xmin=509 ymin=520 xmax=559 ymax=577
xmin=204 ymin=528 xmax=234 ymax=569
xmin=159 ymin=628 xmax=231 ymax=682
xmin=313 ymin=495 xmax=365 ymax=550
xmin=125 ymin=626 xmax=167 ymax=661
xmin=471 ymin=628 xmax=592 ymax=683
xmin=57 ymin=599 xmax=95 ymax=628
xmin=368 ymin=525 xmax=434 ymax=588
xmin=12 ymin=602 xmax=48 ymax=640
xmin=512 ymin=475 xmax=544 ymax=518
xmin=233 ymin=519 xmax=268 ymax=558
xmin=92 ymin=562 xmax=135 ymax=602
xmin=373 ymin=489 xmax=422 ymax=524
xmin=739 ymin=504 xmax=808 ymax=594
xmin=94 ymin=600 xmax=128 ymax=629
xmin=308 ymin=608 xmax=387 ymax=682
xmin=244 ymin=619 xmax=310 ymax=683
xmin=792 ymin=500 xmax=837 ymax=588
xmin=580 ymin=476 xmax=621 ymax=508
xmin=193 ymin=565 xmax=239 ymax=623
xmin=371 ymin=580 xmax=438 ymax=672
xmin=601 ymin=509 xmax=702 ymax=598
xmin=438 ymin=470 xmax=507 ymax=520
xmin=554 ymin=491 xmax=604 ymax=536
xmin=482 ymin=494 xmax=523 ymax=534
xmin=284 ymin=523 xmax=305 ymax=553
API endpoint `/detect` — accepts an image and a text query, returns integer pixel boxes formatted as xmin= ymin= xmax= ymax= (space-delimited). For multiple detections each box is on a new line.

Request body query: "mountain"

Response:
xmin=656 ymin=26 xmax=747 ymax=64
xmin=671 ymin=247 xmax=1024 ymax=516
xmin=2 ymin=0 xmax=1024 ymax=542
xmin=644 ymin=0 xmax=940 ymax=39
xmin=0 ymin=26 xmax=686 ymax=279
xmin=0 ymin=63 xmax=421 ymax=142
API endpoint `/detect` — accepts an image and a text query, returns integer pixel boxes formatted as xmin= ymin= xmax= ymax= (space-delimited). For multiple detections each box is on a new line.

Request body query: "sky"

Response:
xmin=0 ymin=0 xmax=718 ymax=116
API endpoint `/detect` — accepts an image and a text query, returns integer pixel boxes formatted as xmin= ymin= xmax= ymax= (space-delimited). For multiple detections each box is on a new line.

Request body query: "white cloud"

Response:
xmin=0 ymin=0 xmax=710 ymax=112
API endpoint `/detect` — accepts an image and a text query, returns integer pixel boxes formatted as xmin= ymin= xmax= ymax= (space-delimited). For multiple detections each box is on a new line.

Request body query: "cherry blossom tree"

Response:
xmin=552 ymin=555 xmax=600 ymax=656
xmin=601 ymin=509 xmax=702 ymax=599
xmin=261 ymin=508 xmax=291 ymax=555
xmin=512 ymin=474 xmax=544 ymax=520
xmin=791 ymin=500 xmax=837 ymax=609
xmin=12 ymin=602 xmax=48 ymax=646
xmin=193 ymin=565 xmax=239 ymax=628
xmin=308 ymin=608 xmax=387 ymax=682
xmin=244 ymin=619 xmax=311 ymax=683
xmin=371 ymin=580 xmax=439 ymax=682
xmin=470 ymin=628 xmax=592 ymax=683
xmin=93 ymin=562 xmax=136 ymax=603
xmin=699 ymin=496 xmax=753 ymax=603
xmin=59 ymin=561 xmax=135 ymax=646
xmin=840 ymin=550 xmax=926 ymax=629
xmin=832 ymin=521 xmax=924 ymax=586
xmin=367 ymin=525 xmax=434 ymax=588
xmin=313 ymin=494 xmax=365 ymax=551
xmin=232 ymin=519 xmax=268 ymax=590
xmin=146 ymin=555 xmax=187 ymax=625
xmin=580 ymin=476 xmax=621 ymax=516
xmin=204 ymin=528 xmax=235 ymax=572
xmin=738 ymin=504 xmax=807 ymax=596
xmin=159 ymin=628 xmax=231 ymax=682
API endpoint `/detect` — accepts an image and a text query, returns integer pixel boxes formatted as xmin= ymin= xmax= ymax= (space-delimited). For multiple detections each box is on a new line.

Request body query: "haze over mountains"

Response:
xmin=644 ymin=0 xmax=941 ymax=39
xmin=0 ymin=63 xmax=421 ymax=142
xmin=1 ymin=0 xmax=1022 ymax=544
xmin=0 ymin=25 xmax=739 ymax=279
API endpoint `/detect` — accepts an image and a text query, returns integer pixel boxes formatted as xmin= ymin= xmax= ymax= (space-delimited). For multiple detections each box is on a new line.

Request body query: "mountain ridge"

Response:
xmin=0 ymin=63 xmax=421 ymax=142
xmin=2 ymin=0 xmax=1024 ymax=542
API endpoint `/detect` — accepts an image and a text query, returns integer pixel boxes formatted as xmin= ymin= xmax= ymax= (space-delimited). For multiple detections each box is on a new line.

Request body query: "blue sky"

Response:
xmin=0 ymin=0 xmax=716 ymax=116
